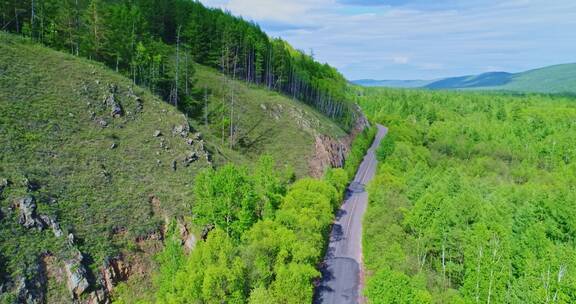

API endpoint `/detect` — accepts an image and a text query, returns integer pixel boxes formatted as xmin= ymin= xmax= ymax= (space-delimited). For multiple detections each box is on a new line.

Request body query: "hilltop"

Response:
xmin=0 ymin=33 xmax=352 ymax=303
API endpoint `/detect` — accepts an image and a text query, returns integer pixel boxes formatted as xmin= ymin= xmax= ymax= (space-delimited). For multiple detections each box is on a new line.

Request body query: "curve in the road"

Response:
xmin=314 ymin=124 xmax=388 ymax=304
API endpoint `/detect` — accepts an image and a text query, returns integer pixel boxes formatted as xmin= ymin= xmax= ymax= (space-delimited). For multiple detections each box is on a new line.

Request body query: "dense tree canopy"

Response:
xmin=357 ymin=89 xmax=576 ymax=303
xmin=120 ymin=156 xmax=354 ymax=303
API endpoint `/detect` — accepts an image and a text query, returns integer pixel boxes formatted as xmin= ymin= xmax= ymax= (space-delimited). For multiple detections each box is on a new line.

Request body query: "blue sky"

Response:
xmin=200 ymin=0 xmax=576 ymax=80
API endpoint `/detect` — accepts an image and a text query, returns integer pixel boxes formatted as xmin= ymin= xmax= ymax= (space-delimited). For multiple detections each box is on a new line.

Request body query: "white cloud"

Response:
xmin=200 ymin=0 xmax=576 ymax=79
xmin=202 ymin=0 xmax=334 ymax=23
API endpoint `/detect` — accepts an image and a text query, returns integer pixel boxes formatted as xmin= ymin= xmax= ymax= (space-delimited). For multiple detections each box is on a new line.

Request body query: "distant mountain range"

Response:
xmin=352 ymin=79 xmax=435 ymax=88
xmin=353 ymin=63 xmax=576 ymax=94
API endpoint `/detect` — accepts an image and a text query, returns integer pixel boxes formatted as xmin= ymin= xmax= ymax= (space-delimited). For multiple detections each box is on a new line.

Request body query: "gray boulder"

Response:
xmin=184 ymin=152 xmax=198 ymax=167
xmin=96 ymin=118 xmax=108 ymax=128
xmin=106 ymin=94 xmax=123 ymax=118
xmin=172 ymin=124 xmax=189 ymax=138
xmin=18 ymin=196 xmax=41 ymax=229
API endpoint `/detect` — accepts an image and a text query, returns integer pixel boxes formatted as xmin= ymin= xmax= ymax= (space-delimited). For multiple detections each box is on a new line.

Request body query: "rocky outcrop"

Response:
xmin=17 ymin=196 xmax=43 ymax=229
xmin=101 ymin=256 xmax=129 ymax=294
xmin=178 ymin=221 xmax=197 ymax=252
xmin=64 ymin=249 xmax=90 ymax=300
xmin=105 ymin=85 xmax=123 ymax=118
xmin=309 ymin=109 xmax=370 ymax=177
xmin=184 ymin=151 xmax=198 ymax=167
xmin=85 ymin=288 xmax=108 ymax=304
xmin=39 ymin=215 xmax=63 ymax=238
xmin=127 ymin=87 xmax=143 ymax=113
xmin=309 ymin=135 xmax=349 ymax=178
xmin=172 ymin=124 xmax=190 ymax=138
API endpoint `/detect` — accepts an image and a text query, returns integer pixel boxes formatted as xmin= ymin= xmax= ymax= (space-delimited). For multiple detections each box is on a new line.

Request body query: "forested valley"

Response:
xmin=357 ymin=88 xmax=576 ymax=303
xmin=3 ymin=1 xmax=575 ymax=304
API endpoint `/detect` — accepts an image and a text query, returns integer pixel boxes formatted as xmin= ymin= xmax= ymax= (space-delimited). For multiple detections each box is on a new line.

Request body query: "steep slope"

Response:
xmin=190 ymin=64 xmax=348 ymax=177
xmin=0 ymin=34 xmax=351 ymax=303
xmin=0 ymin=33 xmax=212 ymax=304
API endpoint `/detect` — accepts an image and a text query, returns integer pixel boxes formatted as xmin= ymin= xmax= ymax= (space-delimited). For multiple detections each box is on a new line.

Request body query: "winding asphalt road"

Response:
xmin=315 ymin=124 xmax=388 ymax=304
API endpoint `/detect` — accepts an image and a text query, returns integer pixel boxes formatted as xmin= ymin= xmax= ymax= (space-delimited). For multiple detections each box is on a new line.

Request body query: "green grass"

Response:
xmin=490 ymin=63 xmax=576 ymax=94
xmin=424 ymin=63 xmax=576 ymax=94
xmin=0 ymin=32 xmax=346 ymax=302
xmin=0 ymin=33 xmax=211 ymax=300
xmin=191 ymin=64 xmax=346 ymax=176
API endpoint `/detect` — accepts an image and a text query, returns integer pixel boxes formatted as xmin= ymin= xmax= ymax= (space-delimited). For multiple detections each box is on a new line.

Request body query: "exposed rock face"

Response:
xmin=200 ymin=224 xmax=215 ymax=241
xmin=178 ymin=221 xmax=197 ymax=252
xmin=309 ymin=110 xmax=370 ymax=178
xmin=101 ymin=256 xmax=129 ymax=294
xmin=309 ymin=135 xmax=349 ymax=178
xmin=127 ymin=87 xmax=144 ymax=113
xmin=85 ymin=288 xmax=108 ymax=304
xmin=64 ymin=250 xmax=90 ymax=300
xmin=16 ymin=277 xmax=42 ymax=304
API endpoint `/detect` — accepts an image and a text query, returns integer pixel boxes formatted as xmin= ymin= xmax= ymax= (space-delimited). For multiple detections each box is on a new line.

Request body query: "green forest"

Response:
xmin=112 ymin=129 xmax=374 ymax=303
xmin=357 ymin=88 xmax=576 ymax=303
xmin=0 ymin=0 xmax=356 ymax=131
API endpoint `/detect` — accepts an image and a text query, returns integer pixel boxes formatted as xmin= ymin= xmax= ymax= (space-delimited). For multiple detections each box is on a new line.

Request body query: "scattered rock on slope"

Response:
xmin=172 ymin=124 xmax=189 ymax=137
xmin=17 ymin=196 xmax=43 ymax=229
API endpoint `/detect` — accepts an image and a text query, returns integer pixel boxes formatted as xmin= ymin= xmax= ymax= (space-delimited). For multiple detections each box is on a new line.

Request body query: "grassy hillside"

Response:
xmin=0 ymin=32 xmax=212 ymax=303
xmin=0 ymin=33 xmax=347 ymax=302
xmin=491 ymin=63 xmax=576 ymax=93
xmin=424 ymin=63 xmax=576 ymax=93
xmin=357 ymin=88 xmax=576 ymax=303
xmin=191 ymin=64 xmax=346 ymax=176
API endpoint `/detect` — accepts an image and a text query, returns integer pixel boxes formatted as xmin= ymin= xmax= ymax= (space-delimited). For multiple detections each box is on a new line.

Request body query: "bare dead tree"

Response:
xmin=174 ymin=25 xmax=182 ymax=108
